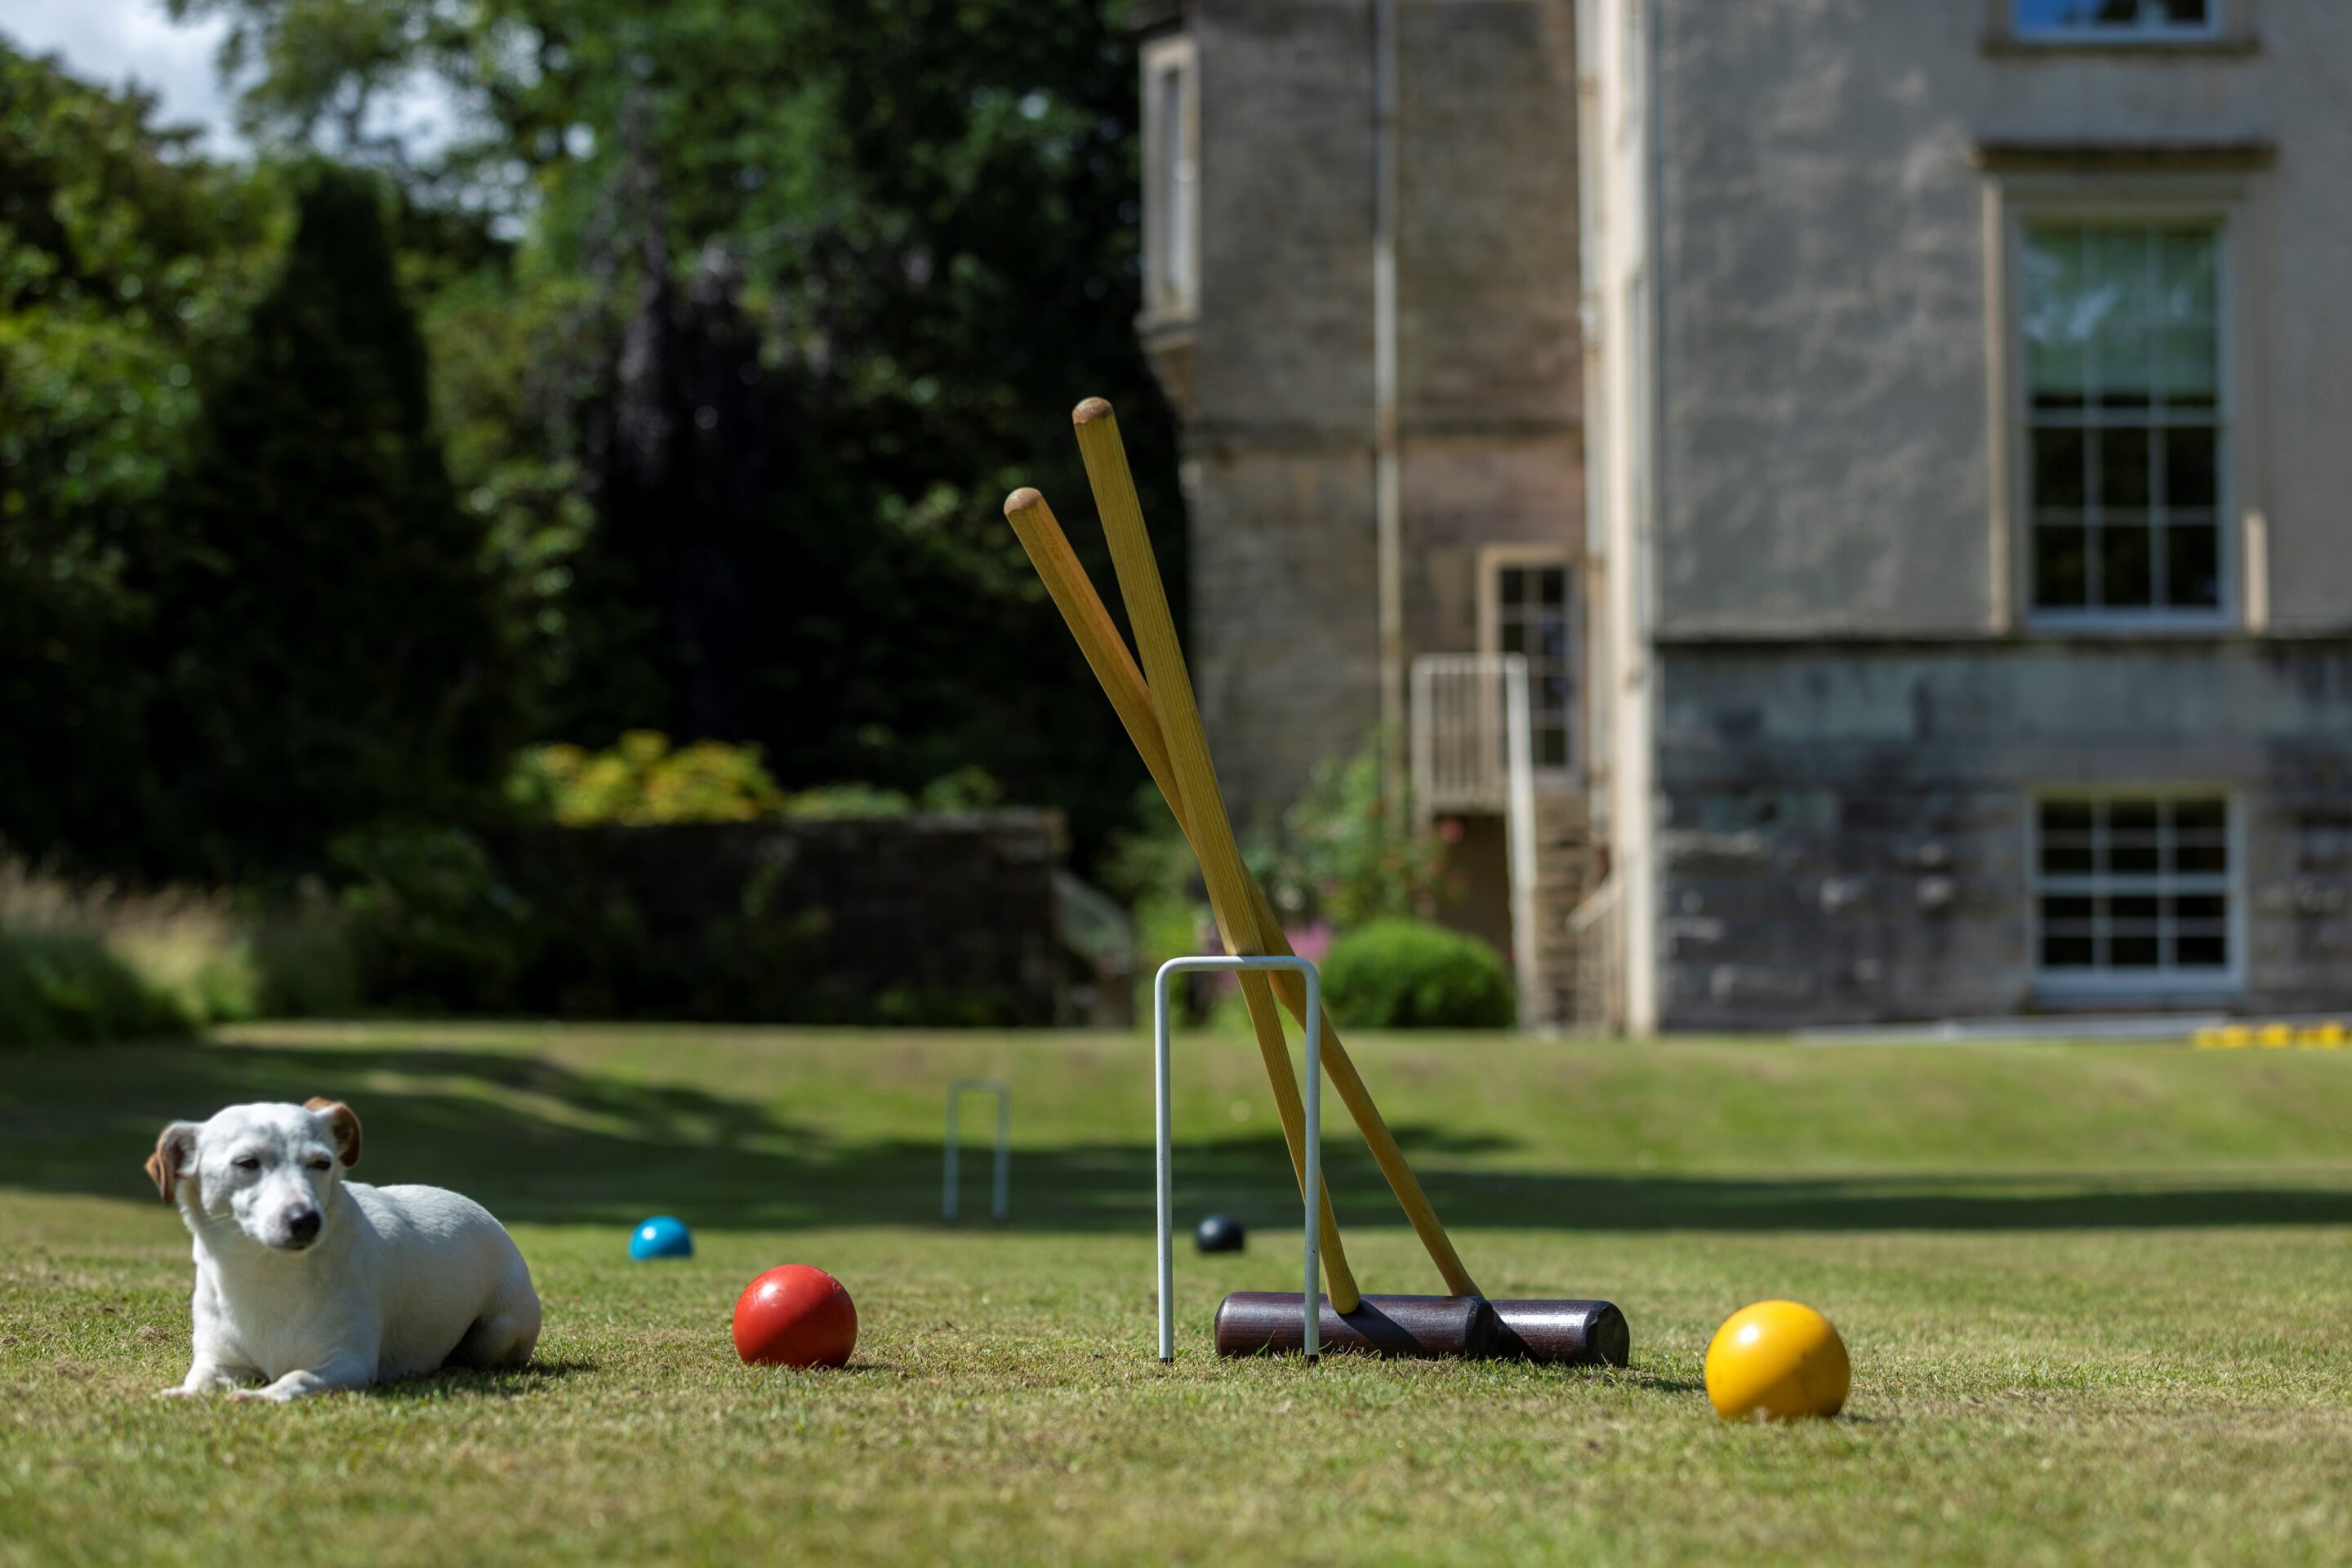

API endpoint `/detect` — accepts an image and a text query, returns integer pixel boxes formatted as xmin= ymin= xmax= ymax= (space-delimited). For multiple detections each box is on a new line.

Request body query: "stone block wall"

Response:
xmin=1167 ymin=0 xmax=1588 ymax=831
xmin=1655 ymin=642 xmax=2352 ymax=1027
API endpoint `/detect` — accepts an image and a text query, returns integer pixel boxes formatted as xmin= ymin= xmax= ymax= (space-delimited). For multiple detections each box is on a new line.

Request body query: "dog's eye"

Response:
xmin=305 ymin=1157 xmax=332 ymax=1171
xmin=231 ymin=1156 xmax=261 ymax=1171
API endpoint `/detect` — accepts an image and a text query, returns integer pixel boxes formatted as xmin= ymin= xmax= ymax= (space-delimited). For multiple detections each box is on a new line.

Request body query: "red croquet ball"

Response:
xmin=732 ymin=1264 xmax=858 ymax=1368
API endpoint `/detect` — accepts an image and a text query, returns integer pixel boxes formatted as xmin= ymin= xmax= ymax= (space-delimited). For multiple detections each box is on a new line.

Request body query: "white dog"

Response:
xmin=147 ymin=1098 xmax=541 ymax=1401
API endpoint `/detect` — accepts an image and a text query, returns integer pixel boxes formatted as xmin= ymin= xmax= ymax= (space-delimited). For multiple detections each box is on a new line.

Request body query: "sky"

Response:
xmin=0 ymin=0 xmax=243 ymax=149
xmin=0 ymin=0 xmax=457 ymax=159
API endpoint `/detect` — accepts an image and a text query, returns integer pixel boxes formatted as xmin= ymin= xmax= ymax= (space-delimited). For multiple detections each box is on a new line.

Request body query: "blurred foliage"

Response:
xmin=507 ymin=732 xmax=1009 ymax=825
xmin=6 ymin=2 xmax=1180 ymax=891
xmin=1260 ymin=733 xmax=1449 ymax=930
xmin=1320 ymin=919 xmax=1516 ymax=1031
xmin=0 ymin=42 xmax=281 ymax=862
xmin=0 ymin=858 xmax=354 ymax=1045
xmin=1095 ymin=782 xmax=1209 ymax=1019
xmin=2 ymin=7 xmax=1183 ymax=1037
xmin=510 ymin=731 xmax=789 ymax=825
xmin=137 ymin=162 xmax=525 ymax=876
xmin=166 ymin=0 xmax=1185 ymax=871
xmin=329 ymin=820 xmax=529 ymax=1008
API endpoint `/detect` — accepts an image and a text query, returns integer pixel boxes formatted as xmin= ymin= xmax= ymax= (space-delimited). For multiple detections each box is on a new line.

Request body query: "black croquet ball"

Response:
xmin=1195 ymin=1214 xmax=1246 ymax=1254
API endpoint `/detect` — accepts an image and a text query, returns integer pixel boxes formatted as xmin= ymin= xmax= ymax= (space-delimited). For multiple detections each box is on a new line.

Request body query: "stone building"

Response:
xmin=1131 ymin=0 xmax=1595 ymax=1022
xmin=1136 ymin=0 xmax=2352 ymax=1032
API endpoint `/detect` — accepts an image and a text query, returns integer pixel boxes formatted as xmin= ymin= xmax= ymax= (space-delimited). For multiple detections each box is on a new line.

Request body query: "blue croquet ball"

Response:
xmin=1195 ymin=1214 xmax=1246 ymax=1254
xmin=630 ymin=1215 xmax=694 ymax=1260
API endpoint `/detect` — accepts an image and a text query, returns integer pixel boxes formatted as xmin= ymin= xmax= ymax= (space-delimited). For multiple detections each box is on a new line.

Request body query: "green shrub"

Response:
xmin=331 ymin=822 xmax=528 ymax=1010
xmin=508 ymin=732 xmax=789 ymax=825
xmin=508 ymin=733 xmax=1009 ymax=826
xmin=1321 ymin=919 xmax=1516 ymax=1030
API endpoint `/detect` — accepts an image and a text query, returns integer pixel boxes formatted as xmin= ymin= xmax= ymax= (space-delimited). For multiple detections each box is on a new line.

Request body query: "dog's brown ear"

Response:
xmin=145 ymin=1122 xmax=198 ymax=1203
xmin=305 ymin=1098 xmax=362 ymax=1168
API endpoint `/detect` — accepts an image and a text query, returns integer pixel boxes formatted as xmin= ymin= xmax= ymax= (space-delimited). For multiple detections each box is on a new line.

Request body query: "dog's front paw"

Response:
xmin=155 ymin=1385 xmax=203 ymax=1399
xmin=226 ymin=1386 xmax=292 ymax=1403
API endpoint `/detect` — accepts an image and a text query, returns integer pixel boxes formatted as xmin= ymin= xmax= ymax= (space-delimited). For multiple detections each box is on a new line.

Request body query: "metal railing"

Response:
xmin=1410 ymin=653 xmax=1540 ymax=1031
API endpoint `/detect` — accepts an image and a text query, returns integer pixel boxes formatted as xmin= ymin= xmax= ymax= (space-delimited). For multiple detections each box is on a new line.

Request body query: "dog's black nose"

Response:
xmin=287 ymin=1208 xmax=321 ymax=1244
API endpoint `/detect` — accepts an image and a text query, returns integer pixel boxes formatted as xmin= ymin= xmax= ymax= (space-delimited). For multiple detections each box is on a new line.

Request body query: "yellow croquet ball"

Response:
xmin=1704 ymin=1299 xmax=1849 ymax=1421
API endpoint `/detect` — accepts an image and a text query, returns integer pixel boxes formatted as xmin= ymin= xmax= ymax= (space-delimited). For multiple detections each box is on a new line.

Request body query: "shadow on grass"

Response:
xmin=364 ymin=1360 xmax=599 ymax=1401
xmin=7 ymin=1038 xmax=2351 ymax=1236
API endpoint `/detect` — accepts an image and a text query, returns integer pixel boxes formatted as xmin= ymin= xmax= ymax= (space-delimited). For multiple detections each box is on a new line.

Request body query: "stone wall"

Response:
xmin=1169 ymin=0 xmax=1587 ymax=830
xmin=1651 ymin=0 xmax=2352 ymax=636
xmin=1655 ymin=641 xmax=2352 ymax=1027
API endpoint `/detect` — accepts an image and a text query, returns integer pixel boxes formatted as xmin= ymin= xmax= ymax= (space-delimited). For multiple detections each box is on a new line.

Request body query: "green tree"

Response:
xmin=170 ymin=0 xmax=1187 ymax=865
xmin=140 ymin=163 xmax=523 ymax=876
xmin=0 ymin=42 xmax=278 ymax=864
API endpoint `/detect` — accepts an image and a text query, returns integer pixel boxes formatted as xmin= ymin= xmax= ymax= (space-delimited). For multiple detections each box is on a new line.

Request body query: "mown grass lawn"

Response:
xmin=4 ymin=1022 xmax=2351 ymax=1566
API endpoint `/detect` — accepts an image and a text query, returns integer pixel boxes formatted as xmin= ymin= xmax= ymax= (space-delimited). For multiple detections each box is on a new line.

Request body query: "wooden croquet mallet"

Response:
xmin=1003 ymin=483 xmax=1476 ymax=1300
xmin=1002 ymin=398 xmax=1479 ymax=1302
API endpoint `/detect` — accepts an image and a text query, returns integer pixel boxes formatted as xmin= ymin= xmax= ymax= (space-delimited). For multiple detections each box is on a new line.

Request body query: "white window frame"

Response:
xmin=2029 ymin=787 xmax=2244 ymax=1000
xmin=1139 ymin=34 xmax=1199 ymax=323
xmin=1477 ymin=546 xmax=1580 ymax=785
xmin=1985 ymin=179 xmax=2259 ymax=635
xmin=2011 ymin=1 xmax=2222 ymax=43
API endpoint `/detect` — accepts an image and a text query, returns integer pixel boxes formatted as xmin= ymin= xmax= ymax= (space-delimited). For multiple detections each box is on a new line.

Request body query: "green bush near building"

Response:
xmin=1321 ymin=917 xmax=1515 ymax=1030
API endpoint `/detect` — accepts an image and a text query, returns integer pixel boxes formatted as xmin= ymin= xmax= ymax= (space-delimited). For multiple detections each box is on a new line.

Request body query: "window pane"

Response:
xmin=2174 ymin=799 xmax=2226 ymax=835
xmin=2174 ymin=893 xmax=2227 ymax=924
xmin=2100 ymin=519 xmax=2153 ymax=607
xmin=2040 ymin=803 xmax=2094 ymax=873
xmin=2176 ymin=844 xmax=2228 ymax=875
xmin=2158 ymin=229 xmax=2218 ymax=318
xmin=2099 ymin=428 xmax=2152 ymax=508
xmin=2158 ymin=327 xmax=2219 ymax=406
xmin=2040 ymin=890 xmax=2095 ymax=967
xmin=1499 ymin=568 xmax=1525 ymax=607
xmin=2035 ymin=523 xmax=2088 ymax=608
xmin=1538 ymin=568 xmax=1566 ymax=608
xmin=2038 ymin=791 xmax=2231 ymax=981
xmin=2165 ymin=523 xmax=2220 ymax=608
xmin=1537 ymin=728 xmax=1568 ymax=769
xmin=2024 ymin=229 xmax=2089 ymax=405
xmin=2090 ymin=229 xmax=2152 ymax=404
xmin=2016 ymin=0 xmax=2209 ymax=32
xmin=2042 ymin=842 xmax=2094 ymax=875
xmin=2176 ymin=931 xmax=2228 ymax=967
xmin=2109 ymin=802 xmax=2160 ymax=871
xmin=2033 ymin=429 xmax=2087 ymax=508
xmin=2042 ymin=931 xmax=2096 ymax=967
xmin=1155 ymin=66 xmax=1191 ymax=296
xmin=2175 ymin=799 xmax=2230 ymax=871
xmin=2041 ymin=800 xmax=2094 ymax=834
xmin=2163 ymin=428 xmax=2217 ymax=508
xmin=2024 ymin=223 xmax=2224 ymax=621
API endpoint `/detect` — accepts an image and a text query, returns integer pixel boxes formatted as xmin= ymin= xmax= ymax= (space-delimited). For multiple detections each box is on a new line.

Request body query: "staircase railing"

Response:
xmin=1410 ymin=653 xmax=1539 ymax=1030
